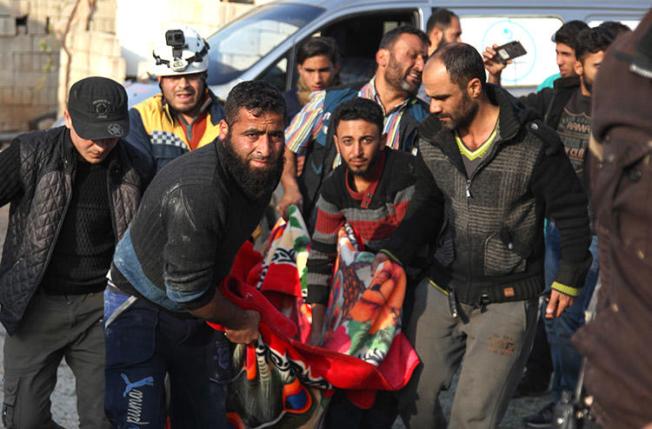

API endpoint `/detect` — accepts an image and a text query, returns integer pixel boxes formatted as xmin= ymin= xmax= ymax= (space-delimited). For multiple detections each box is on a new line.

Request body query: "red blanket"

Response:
xmin=210 ymin=207 xmax=419 ymax=428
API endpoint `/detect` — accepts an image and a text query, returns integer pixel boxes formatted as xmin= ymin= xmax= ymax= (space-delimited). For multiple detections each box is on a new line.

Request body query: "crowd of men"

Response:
xmin=0 ymin=6 xmax=650 ymax=429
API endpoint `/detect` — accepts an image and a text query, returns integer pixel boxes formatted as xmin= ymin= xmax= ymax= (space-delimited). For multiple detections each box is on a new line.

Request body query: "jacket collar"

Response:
xmin=419 ymin=84 xmax=531 ymax=147
xmin=553 ymin=75 xmax=581 ymax=90
xmin=60 ymin=126 xmax=129 ymax=176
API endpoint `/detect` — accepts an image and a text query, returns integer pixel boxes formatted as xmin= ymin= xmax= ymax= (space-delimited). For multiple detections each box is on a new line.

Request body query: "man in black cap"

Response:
xmin=0 ymin=76 xmax=152 ymax=428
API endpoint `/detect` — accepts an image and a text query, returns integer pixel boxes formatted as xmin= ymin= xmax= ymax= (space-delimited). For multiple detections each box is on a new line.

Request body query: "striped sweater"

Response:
xmin=306 ymin=149 xmax=416 ymax=305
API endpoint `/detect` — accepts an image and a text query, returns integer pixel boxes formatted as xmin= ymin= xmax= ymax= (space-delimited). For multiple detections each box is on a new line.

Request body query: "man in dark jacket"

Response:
xmin=574 ymin=10 xmax=652 ymax=428
xmin=0 ymin=77 xmax=151 ymax=429
xmin=375 ymin=44 xmax=592 ymax=428
xmin=105 ymin=81 xmax=285 ymax=428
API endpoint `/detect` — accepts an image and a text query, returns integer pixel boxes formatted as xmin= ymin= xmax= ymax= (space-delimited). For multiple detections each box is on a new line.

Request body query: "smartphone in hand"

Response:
xmin=492 ymin=41 xmax=527 ymax=63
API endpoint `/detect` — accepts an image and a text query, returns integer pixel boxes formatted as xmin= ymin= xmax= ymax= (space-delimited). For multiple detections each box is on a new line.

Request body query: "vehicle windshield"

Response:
xmin=205 ymin=3 xmax=324 ymax=85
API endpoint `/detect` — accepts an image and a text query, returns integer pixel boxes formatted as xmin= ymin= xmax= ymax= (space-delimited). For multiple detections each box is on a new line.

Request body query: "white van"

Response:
xmin=127 ymin=0 xmax=649 ymax=102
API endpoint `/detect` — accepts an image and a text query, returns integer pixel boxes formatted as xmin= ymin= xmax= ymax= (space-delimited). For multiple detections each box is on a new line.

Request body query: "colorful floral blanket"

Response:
xmin=213 ymin=206 xmax=419 ymax=428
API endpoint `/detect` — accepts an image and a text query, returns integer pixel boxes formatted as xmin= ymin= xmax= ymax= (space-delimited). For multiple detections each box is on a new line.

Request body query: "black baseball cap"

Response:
xmin=67 ymin=76 xmax=129 ymax=140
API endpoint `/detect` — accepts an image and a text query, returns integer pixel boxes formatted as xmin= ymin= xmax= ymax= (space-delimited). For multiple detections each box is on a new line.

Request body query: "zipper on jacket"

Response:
xmin=106 ymin=163 xmax=119 ymax=241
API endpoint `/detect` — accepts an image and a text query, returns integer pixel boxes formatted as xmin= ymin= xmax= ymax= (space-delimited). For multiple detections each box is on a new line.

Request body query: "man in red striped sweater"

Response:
xmin=305 ymin=97 xmax=418 ymax=429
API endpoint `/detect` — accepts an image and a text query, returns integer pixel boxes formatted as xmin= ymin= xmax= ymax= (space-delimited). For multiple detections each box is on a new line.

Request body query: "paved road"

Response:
xmin=0 ymin=205 xmax=547 ymax=428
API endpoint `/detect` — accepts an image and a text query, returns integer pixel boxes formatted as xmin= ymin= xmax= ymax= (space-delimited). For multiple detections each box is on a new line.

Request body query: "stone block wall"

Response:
xmin=0 ymin=0 xmax=261 ymax=132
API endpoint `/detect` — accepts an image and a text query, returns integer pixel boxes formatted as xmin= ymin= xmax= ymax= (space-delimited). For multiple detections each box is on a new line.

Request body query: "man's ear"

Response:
xmin=380 ymin=133 xmax=387 ymax=149
xmin=332 ymin=133 xmax=341 ymax=153
xmin=429 ymin=29 xmax=443 ymax=50
xmin=467 ymin=78 xmax=482 ymax=99
xmin=574 ymin=60 xmax=584 ymax=77
xmin=376 ymin=48 xmax=389 ymax=68
xmin=63 ymin=109 xmax=72 ymax=130
xmin=219 ymin=119 xmax=229 ymax=141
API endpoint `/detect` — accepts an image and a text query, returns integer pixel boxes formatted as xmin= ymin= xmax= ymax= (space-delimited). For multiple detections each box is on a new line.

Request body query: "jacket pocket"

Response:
xmin=2 ymin=377 xmax=18 ymax=428
xmin=612 ymin=153 xmax=652 ymax=267
xmin=483 ymin=232 xmax=527 ymax=276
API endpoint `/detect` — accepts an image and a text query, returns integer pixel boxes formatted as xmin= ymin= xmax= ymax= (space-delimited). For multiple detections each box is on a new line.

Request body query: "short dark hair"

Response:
xmin=331 ymin=98 xmax=384 ymax=136
xmin=575 ymin=27 xmax=615 ymax=60
xmin=426 ymin=8 xmax=458 ymax=34
xmin=297 ymin=36 xmax=341 ymax=66
xmin=598 ymin=21 xmax=631 ymax=40
xmin=434 ymin=43 xmax=486 ymax=89
xmin=378 ymin=24 xmax=429 ymax=51
xmin=552 ymin=20 xmax=590 ymax=50
xmin=224 ymin=81 xmax=286 ymax=126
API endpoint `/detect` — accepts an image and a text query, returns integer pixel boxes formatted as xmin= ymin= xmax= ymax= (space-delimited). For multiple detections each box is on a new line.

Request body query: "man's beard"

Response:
xmin=348 ymin=151 xmax=380 ymax=178
xmin=582 ymin=75 xmax=593 ymax=94
xmin=441 ymin=93 xmax=478 ymax=130
xmin=221 ymin=136 xmax=284 ymax=201
xmin=384 ymin=54 xmax=420 ymax=96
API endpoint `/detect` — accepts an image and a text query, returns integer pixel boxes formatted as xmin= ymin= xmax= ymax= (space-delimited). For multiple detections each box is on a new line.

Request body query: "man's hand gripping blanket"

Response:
xmin=208 ymin=205 xmax=419 ymax=428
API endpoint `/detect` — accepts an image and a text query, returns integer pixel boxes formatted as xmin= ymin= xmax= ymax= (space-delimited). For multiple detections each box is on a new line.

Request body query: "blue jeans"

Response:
xmin=544 ymin=222 xmax=599 ymax=400
xmin=104 ymin=287 xmax=230 ymax=428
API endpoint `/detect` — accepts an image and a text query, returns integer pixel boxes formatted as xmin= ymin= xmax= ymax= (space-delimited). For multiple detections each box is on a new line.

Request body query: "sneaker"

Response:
xmin=523 ymin=402 xmax=556 ymax=428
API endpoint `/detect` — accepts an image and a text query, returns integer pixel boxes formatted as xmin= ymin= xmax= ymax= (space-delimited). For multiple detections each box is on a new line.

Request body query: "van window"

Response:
xmin=312 ymin=10 xmax=419 ymax=85
xmin=259 ymin=55 xmax=288 ymax=92
xmin=205 ymin=3 xmax=323 ymax=86
xmin=459 ymin=16 xmax=564 ymax=88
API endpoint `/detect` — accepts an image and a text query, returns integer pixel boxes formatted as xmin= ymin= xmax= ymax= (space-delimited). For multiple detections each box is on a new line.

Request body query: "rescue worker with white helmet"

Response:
xmin=103 ymin=27 xmax=230 ymax=428
xmin=127 ymin=26 xmax=225 ymax=171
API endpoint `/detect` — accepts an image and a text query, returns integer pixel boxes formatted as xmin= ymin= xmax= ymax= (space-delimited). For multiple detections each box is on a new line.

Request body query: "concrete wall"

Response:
xmin=0 ymin=0 xmax=259 ymax=133
xmin=0 ymin=0 xmax=61 ymax=132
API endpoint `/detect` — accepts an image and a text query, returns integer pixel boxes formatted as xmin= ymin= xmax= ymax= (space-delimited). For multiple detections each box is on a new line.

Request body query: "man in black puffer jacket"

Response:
xmin=376 ymin=44 xmax=592 ymax=429
xmin=0 ymin=77 xmax=152 ymax=428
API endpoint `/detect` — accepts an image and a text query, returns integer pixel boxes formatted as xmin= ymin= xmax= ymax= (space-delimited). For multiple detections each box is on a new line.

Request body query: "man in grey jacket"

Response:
xmin=376 ymin=43 xmax=592 ymax=428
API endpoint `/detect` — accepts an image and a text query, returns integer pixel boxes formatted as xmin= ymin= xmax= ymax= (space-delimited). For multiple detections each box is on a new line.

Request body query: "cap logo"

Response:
xmin=93 ymin=99 xmax=112 ymax=118
xmin=107 ymin=123 xmax=124 ymax=137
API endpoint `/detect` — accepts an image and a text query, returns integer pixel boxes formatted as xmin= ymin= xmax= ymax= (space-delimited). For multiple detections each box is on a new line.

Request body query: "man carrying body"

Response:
xmin=305 ymin=97 xmax=418 ymax=428
xmin=104 ymin=81 xmax=285 ymax=428
xmin=485 ymin=26 xmax=615 ymax=426
xmin=0 ymin=77 xmax=151 ymax=428
xmin=283 ymin=37 xmax=341 ymax=121
xmin=276 ymin=25 xmax=429 ymax=226
xmin=376 ymin=43 xmax=592 ymax=428
xmin=128 ymin=26 xmax=225 ymax=171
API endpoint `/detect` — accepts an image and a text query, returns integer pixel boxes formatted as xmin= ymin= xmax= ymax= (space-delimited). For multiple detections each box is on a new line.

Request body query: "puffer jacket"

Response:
xmin=0 ymin=126 xmax=152 ymax=334
xmin=382 ymin=85 xmax=592 ymax=305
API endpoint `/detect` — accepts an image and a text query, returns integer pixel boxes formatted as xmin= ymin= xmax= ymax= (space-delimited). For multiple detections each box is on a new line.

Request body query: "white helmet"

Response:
xmin=152 ymin=27 xmax=210 ymax=77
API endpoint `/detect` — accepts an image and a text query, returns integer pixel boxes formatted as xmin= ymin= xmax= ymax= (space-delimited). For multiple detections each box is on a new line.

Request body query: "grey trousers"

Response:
xmin=2 ymin=291 xmax=110 ymax=429
xmin=399 ymin=278 xmax=538 ymax=429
